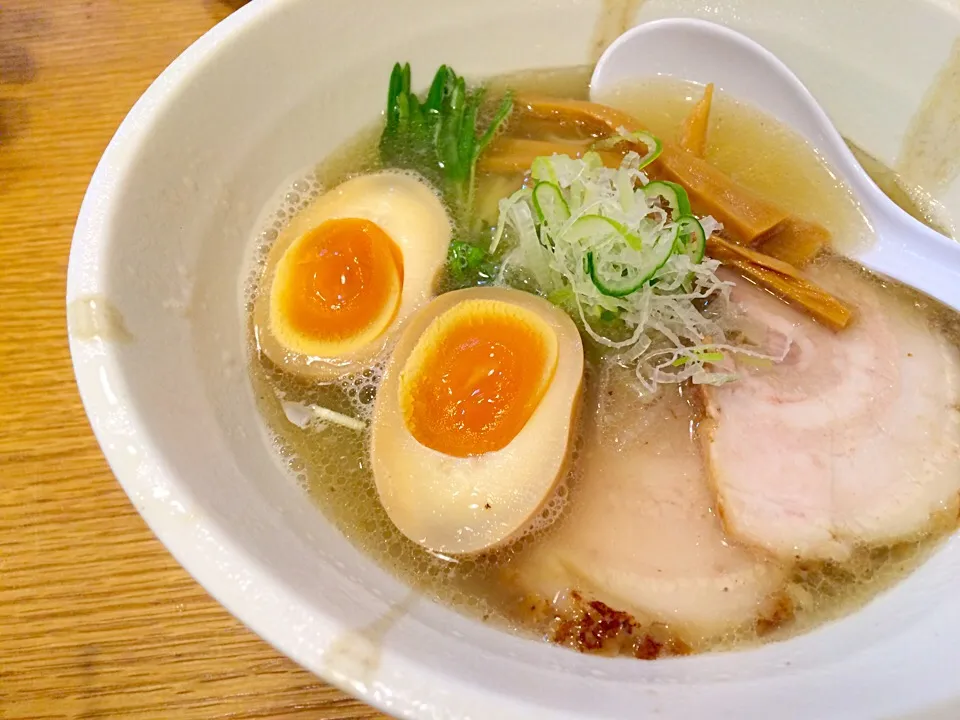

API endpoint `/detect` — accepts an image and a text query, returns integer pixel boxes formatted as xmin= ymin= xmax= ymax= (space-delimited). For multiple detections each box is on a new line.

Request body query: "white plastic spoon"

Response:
xmin=590 ymin=18 xmax=960 ymax=311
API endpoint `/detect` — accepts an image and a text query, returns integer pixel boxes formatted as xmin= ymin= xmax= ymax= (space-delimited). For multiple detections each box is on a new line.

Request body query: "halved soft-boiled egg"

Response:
xmin=371 ymin=287 xmax=584 ymax=555
xmin=254 ymin=171 xmax=451 ymax=380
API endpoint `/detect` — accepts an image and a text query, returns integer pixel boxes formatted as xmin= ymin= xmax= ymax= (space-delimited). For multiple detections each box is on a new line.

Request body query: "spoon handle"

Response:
xmin=856 ymin=210 xmax=960 ymax=312
xmin=590 ymin=18 xmax=960 ymax=313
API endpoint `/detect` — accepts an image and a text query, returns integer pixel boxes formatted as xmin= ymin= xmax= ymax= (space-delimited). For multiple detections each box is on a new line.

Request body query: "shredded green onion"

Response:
xmin=672 ymin=350 xmax=726 ymax=366
xmin=492 ymin=150 xmax=783 ymax=393
xmin=644 ymin=180 xmax=692 ymax=218
xmin=593 ymin=126 xmax=663 ymax=170
xmin=281 ymin=401 xmax=366 ymax=432
xmin=311 ymin=406 xmax=365 ymax=431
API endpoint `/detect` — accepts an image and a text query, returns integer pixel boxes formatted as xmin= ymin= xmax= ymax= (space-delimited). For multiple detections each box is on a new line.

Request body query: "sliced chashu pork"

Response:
xmin=509 ymin=368 xmax=786 ymax=645
xmin=703 ymin=262 xmax=960 ymax=563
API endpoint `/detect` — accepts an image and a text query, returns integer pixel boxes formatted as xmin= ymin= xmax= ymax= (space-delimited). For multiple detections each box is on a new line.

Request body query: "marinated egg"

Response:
xmin=254 ymin=172 xmax=451 ymax=380
xmin=371 ymin=287 xmax=584 ymax=555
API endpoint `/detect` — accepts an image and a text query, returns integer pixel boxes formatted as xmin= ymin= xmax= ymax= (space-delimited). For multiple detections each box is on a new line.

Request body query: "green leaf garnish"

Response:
xmin=446 ymin=239 xmax=498 ymax=288
xmin=379 ymin=63 xmax=513 ymax=212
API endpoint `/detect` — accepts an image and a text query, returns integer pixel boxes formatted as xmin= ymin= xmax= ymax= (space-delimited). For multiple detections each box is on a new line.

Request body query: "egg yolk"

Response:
xmin=270 ymin=217 xmax=403 ymax=356
xmin=398 ymin=299 xmax=559 ymax=457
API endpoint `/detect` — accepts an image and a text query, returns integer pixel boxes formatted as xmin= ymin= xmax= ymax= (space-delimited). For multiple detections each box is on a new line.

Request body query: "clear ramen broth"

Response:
xmin=245 ymin=67 xmax=960 ymax=657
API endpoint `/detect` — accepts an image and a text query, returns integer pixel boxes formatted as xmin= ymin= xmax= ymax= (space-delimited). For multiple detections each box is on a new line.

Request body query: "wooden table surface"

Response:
xmin=0 ymin=2 xmax=388 ymax=718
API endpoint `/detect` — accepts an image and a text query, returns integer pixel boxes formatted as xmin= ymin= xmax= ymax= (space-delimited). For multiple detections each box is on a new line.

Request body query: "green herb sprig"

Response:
xmin=379 ymin=63 xmax=512 ymax=212
xmin=445 ymin=239 xmax=498 ymax=289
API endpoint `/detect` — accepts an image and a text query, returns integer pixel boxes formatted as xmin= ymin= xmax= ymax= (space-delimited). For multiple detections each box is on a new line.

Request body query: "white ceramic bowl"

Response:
xmin=67 ymin=1 xmax=960 ymax=718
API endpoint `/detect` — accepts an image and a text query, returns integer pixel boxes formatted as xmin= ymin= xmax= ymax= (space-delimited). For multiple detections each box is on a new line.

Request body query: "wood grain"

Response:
xmin=0 ymin=2 xmax=388 ymax=718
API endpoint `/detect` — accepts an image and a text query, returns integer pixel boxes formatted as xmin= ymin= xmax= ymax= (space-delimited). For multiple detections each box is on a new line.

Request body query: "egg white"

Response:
xmin=371 ymin=287 xmax=585 ymax=555
xmin=254 ymin=171 xmax=451 ymax=380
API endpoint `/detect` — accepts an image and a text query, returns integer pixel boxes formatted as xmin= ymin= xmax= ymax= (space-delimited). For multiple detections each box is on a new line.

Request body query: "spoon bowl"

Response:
xmin=590 ymin=18 xmax=960 ymax=311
